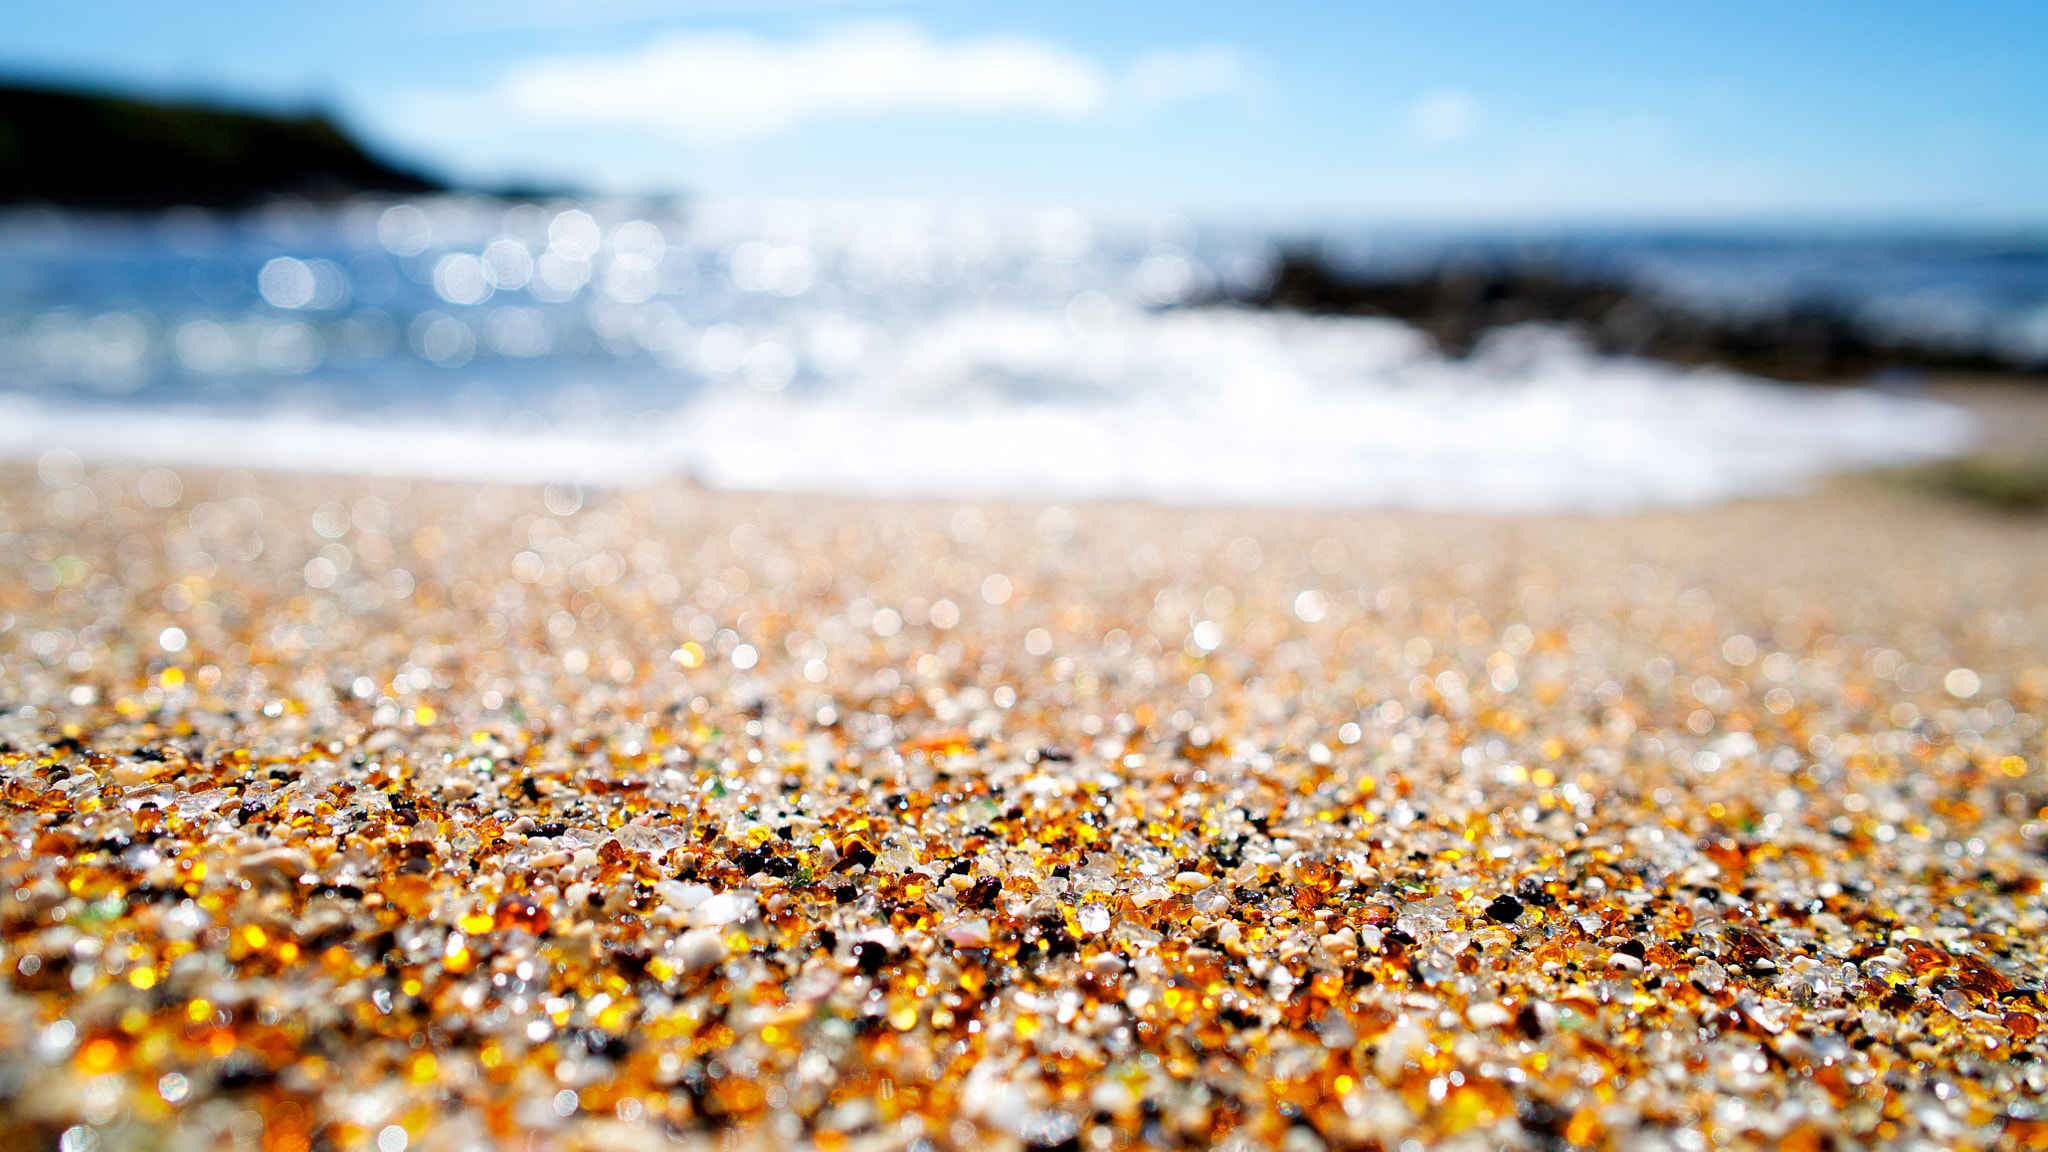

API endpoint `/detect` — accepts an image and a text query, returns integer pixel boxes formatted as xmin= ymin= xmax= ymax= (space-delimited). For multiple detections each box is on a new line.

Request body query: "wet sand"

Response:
xmin=3 ymin=387 xmax=2047 ymax=1150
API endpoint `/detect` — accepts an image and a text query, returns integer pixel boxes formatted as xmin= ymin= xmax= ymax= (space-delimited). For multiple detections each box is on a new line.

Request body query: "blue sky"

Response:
xmin=5 ymin=1 xmax=2044 ymax=225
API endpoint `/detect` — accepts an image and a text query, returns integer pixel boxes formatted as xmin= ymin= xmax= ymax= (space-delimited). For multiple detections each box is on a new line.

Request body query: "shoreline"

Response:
xmin=2 ymin=438 xmax=2047 ymax=1149
xmin=0 ymin=362 xmax=2014 ymax=517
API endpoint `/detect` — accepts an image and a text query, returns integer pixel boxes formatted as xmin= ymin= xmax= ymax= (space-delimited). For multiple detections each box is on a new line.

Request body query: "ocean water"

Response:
xmin=0 ymin=197 xmax=1996 ymax=511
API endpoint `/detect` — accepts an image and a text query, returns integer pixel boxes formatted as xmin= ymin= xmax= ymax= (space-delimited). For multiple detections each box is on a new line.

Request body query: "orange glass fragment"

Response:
xmin=1902 ymin=941 xmax=1949 ymax=976
xmin=495 ymin=894 xmax=550 ymax=935
xmin=1954 ymin=954 xmax=2013 ymax=999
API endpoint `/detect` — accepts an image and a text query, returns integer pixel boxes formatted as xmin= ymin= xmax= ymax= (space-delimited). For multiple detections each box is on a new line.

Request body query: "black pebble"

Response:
xmin=1485 ymin=895 xmax=1525 ymax=924
xmin=852 ymin=940 xmax=889 ymax=976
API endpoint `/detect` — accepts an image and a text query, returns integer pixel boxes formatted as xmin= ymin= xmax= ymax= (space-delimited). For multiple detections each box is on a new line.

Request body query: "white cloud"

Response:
xmin=497 ymin=23 xmax=1113 ymax=144
xmin=1409 ymin=87 xmax=1481 ymax=144
xmin=1127 ymin=44 xmax=1249 ymax=108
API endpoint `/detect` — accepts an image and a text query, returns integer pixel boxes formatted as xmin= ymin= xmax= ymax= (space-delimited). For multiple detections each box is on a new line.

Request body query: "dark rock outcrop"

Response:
xmin=0 ymin=80 xmax=442 ymax=209
xmin=1244 ymin=249 xmax=2036 ymax=383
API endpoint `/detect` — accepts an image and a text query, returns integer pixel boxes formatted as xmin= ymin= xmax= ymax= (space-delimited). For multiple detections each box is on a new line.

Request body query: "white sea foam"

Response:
xmin=0 ymin=309 xmax=1976 ymax=512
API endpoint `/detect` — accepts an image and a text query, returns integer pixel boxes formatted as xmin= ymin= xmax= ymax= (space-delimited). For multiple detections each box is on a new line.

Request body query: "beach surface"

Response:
xmin=3 ymin=384 xmax=2048 ymax=1151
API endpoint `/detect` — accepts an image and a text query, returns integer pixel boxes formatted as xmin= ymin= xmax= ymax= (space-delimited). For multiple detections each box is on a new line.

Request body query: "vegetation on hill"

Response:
xmin=0 ymin=80 xmax=441 ymax=209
